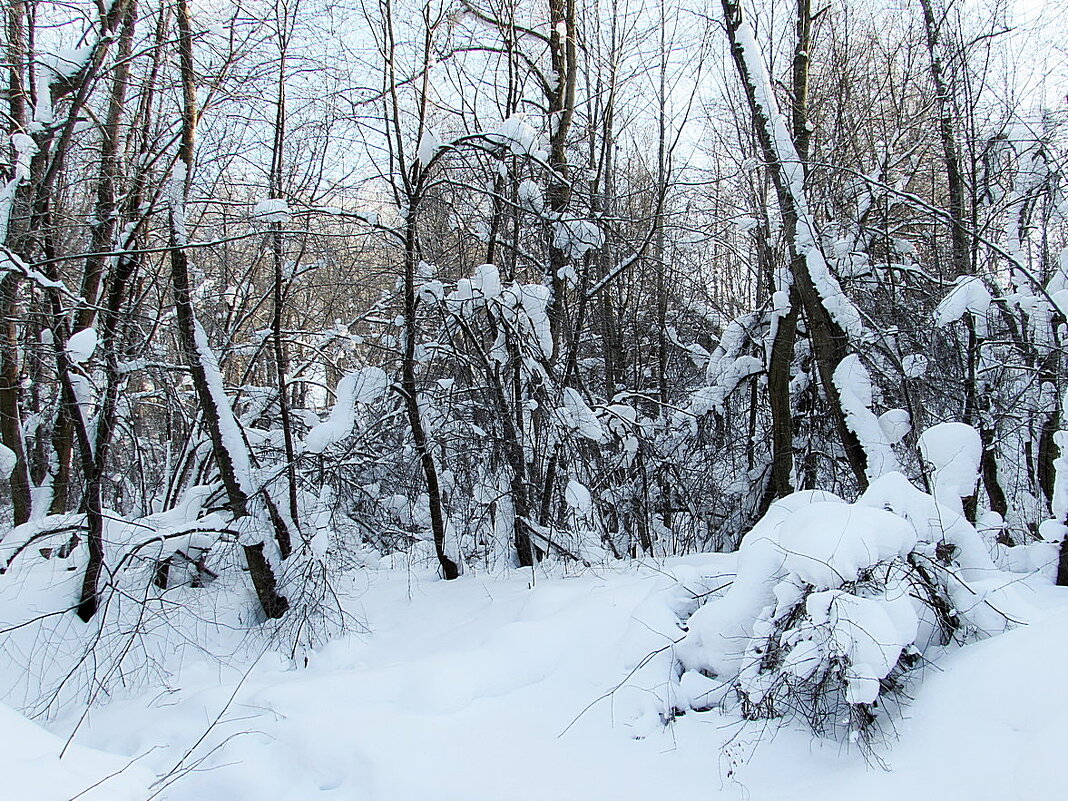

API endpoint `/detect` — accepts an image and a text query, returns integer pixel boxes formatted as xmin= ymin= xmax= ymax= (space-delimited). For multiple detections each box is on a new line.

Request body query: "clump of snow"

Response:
xmin=556 ymin=388 xmax=608 ymax=443
xmin=416 ymin=128 xmax=443 ymax=166
xmin=515 ymin=283 xmax=552 ymax=357
xmin=38 ymin=46 xmax=93 ymax=81
xmin=0 ymin=442 xmax=15 ymax=480
xmin=779 ymin=502 xmax=915 ymax=589
xmin=804 ymin=589 xmax=918 ymax=704
xmin=669 ymin=465 xmax=1029 ymax=739
xmin=471 ymin=263 xmax=502 ymax=300
xmin=252 ymin=198 xmax=291 ymax=223
xmin=518 ymin=179 xmax=544 ymax=212
xmin=690 ymin=355 xmax=763 ymax=416
xmin=936 ymin=276 xmax=992 ymax=335
xmin=305 ymin=367 xmax=391 ymax=454
xmin=564 ymin=479 xmax=593 ymax=516
xmin=833 ymin=354 xmax=900 ymax=480
xmin=65 ymin=328 xmax=98 ymax=364
xmin=1049 ymin=392 xmax=1068 ymax=525
xmin=918 ymin=422 xmax=981 ymax=511
xmin=902 ymin=354 xmax=928 ymax=378
xmin=553 ymin=219 xmax=604 ymax=260
xmin=487 ymin=116 xmax=540 ymax=156
xmin=878 ymin=408 xmax=911 ymax=444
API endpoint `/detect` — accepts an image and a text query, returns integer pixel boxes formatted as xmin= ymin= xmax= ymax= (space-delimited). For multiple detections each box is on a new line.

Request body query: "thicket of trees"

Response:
xmin=0 ymin=0 xmax=1065 ymax=671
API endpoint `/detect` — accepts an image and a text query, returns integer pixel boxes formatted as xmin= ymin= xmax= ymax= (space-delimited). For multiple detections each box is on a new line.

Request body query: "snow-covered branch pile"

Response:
xmin=642 ymin=424 xmax=1032 ymax=742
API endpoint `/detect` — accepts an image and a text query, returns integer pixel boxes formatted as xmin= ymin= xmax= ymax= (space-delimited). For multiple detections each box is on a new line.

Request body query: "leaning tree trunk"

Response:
xmin=721 ymin=0 xmax=870 ymax=490
xmin=167 ymin=0 xmax=289 ymax=618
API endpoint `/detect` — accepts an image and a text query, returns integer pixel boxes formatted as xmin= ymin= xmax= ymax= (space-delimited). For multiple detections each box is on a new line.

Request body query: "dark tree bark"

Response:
xmin=166 ymin=0 xmax=289 ymax=619
xmin=721 ymin=0 xmax=870 ymax=490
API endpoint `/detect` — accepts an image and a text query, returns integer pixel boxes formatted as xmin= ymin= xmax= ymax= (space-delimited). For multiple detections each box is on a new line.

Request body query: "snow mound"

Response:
xmin=936 ymin=275 xmax=992 ymax=335
xmin=0 ymin=702 xmax=150 ymax=800
xmin=918 ymin=422 xmax=981 ymax=510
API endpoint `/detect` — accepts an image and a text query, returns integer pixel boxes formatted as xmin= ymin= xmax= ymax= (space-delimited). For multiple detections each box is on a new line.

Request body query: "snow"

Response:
xmin=918 ymin=422 xmax=982 ymax=511
xmin=902 ymin=353 xmax=928 ymax=378
xmin=805 ymin=589 xmax=918 ymax=703
xmin=517 ymin=179 xmax=544 ymax=211
xmin=0 ymin=702 xmax=150 ymax=800
xmin=471 ymin=262 xmax=502 ymax=300
xmin=552 ymin=219 xmax=604 ymax=260
xmin=936 ymin=275 xmax=993 ymax=335
xmin=779 ymin=502 xmax=916 ymax=588
xmin=557 ymin=387 xmax=608 ymax=443
xmin=0 ymin=133 xmax=38 ymax=243
xmin=252 ymin=198 xmax=291 ymax=223
xmin=673 ymin=459 xmax=1033 ymax=728
xmin=678 ymin=490 xmax=844 ymax=680
xmin=0 ymin=555 xmax=1065 ymax=801
xmin=731 ymin=13 xmax=865 ymax=341
xmin=1050 ymin=392 xmax=1068 ymax=524
xmin=564 ymin=478 xmax=593 ymax=515
xmin=192 ymin=321 xmax=255 ymax=498
xmin=690 ymin=355 xmax=763 ymax=415
xmin=65 ymin=327 xmax=98 ymax=364
xmin=305 ymin=367 xmax=390 ymax=453
xmin=39 ymin=46 xmax=93 ymax=82
xmin=487 ymin=116 xmax=541 ymax=156
xmin=515 ymin=282 xmax=553 ymax=357
xmin=833 ymin=354 xmax=901 ymax=479
xmin=878 ymin=408 xmax=911 ymax=444
xmin=0 ymin=441 xmax=16 ymax=480
xmin=416 ymin=128 xmax=443 ymax=166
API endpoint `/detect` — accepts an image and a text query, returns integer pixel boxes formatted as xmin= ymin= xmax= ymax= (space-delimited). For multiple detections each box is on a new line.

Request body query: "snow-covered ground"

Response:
xmin=3 ymin=557 xmax=1068 ymax=800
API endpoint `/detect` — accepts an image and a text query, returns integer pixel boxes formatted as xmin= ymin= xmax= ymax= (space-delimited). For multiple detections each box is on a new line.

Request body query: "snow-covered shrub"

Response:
xmin=660 ymin=426 xmax=1031 ymax=744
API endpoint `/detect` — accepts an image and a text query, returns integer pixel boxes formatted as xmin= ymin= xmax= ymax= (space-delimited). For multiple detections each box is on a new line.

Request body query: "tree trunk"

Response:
xmin=169 ymin=0 xmax=288 ymax=619
xmin=721 ymin=0 xmax=870 ymax=490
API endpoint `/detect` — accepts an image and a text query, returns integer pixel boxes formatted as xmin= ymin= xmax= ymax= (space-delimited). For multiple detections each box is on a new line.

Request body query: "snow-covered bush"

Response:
xmin=658 ymin=425 xmax=1031 ymax=744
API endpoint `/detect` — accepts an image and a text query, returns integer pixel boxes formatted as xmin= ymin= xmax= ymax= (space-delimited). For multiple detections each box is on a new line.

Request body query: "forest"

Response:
xmin=0 ymin=0 xmax=1065 ymax=797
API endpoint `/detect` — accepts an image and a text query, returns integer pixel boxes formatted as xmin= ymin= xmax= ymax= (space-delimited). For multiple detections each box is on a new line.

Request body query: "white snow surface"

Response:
xmin=0 ymin=702 xmax=150 ymax=801
xmin=779 ymin=502 xmax=916 ymax=588
xmin=878 ymin=408 xmax=911 ymax=444
xmin=0 ymin=555 xmax=1066 ymax=800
